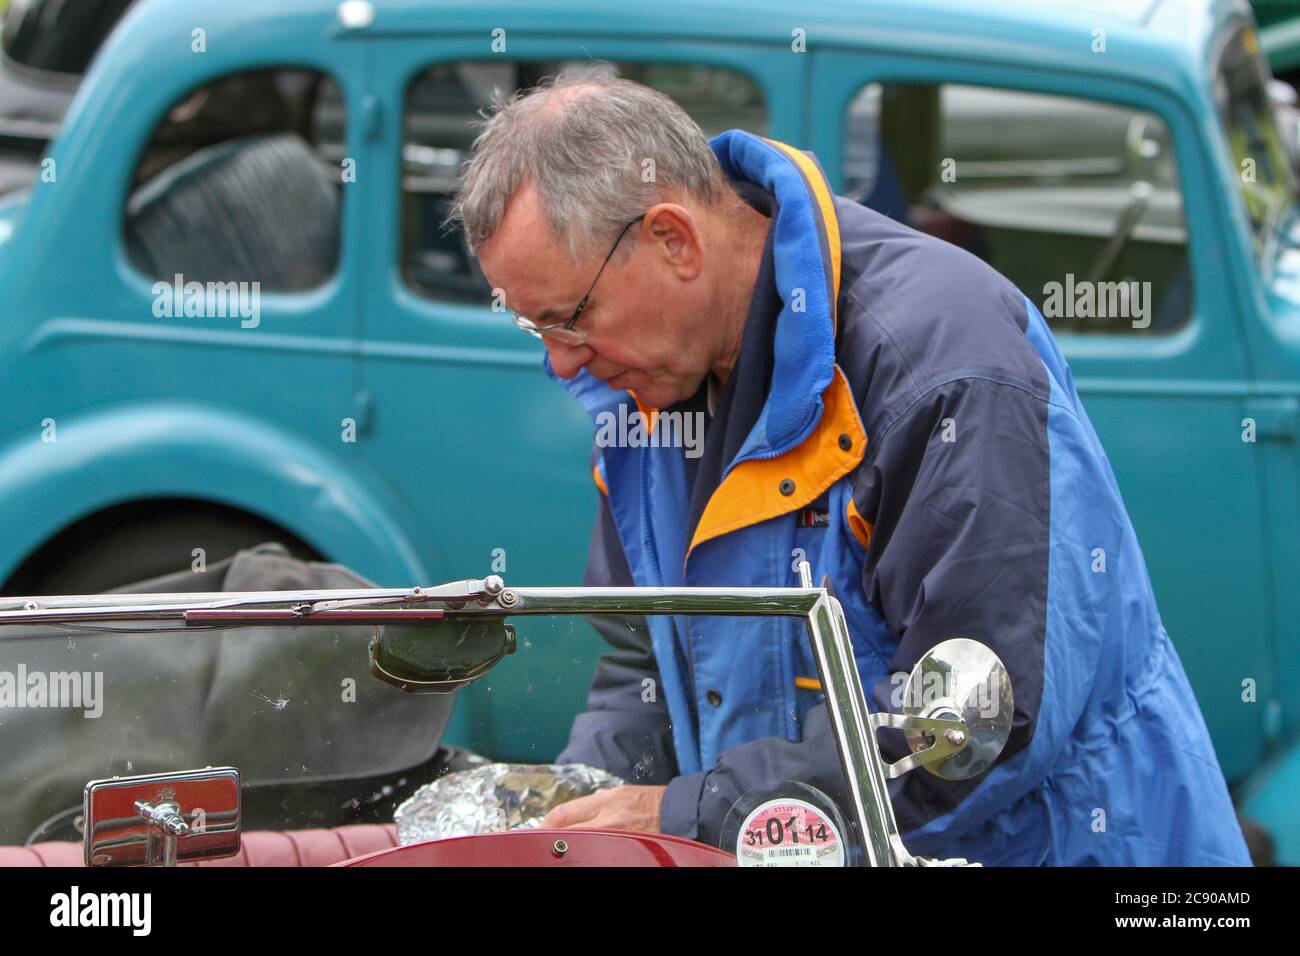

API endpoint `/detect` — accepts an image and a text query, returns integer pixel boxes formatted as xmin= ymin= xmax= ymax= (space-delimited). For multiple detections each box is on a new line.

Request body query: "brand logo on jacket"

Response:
xmin=798 ymin=508 xmax=829 ymax=528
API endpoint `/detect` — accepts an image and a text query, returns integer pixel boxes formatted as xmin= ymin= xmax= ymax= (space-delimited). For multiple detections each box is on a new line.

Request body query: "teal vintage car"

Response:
xmin=0 ymin=0 xmax=1296 ymax=862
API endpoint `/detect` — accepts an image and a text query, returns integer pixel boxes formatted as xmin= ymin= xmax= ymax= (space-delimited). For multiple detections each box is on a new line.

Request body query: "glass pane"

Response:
xmin=844 ymin=81 xmax=1192 ymax=335
xmin=0 ymin=618 xmax=450 ymax=843
xmin=122 ymin=69 xmax=345 ymax=293
xmin=1 ymin=0 xmax=133 ymax=75
xmin=400 ymin=60 xmax=767 ymax=304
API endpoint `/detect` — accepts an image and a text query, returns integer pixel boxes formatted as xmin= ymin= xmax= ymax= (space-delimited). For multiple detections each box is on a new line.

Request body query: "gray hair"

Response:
xmin=449 ymin=63 xmax=727 ymax=262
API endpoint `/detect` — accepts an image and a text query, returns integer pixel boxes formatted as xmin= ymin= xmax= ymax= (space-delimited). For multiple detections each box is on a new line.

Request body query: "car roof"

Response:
xmin=114 ymin=0 xmax=1253 ymax=96
xmin=360 ymin=0 xmax=1239 ymax=51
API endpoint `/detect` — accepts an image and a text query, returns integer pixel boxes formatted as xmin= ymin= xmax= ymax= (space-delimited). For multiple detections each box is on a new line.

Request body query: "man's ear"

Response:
xmin=643 ymin=204 xmax=703 ymax=280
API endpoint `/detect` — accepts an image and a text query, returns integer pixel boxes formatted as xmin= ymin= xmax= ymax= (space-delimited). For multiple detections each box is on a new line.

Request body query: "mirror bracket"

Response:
xmin=867 ymin=712 xmax=971 ymax=779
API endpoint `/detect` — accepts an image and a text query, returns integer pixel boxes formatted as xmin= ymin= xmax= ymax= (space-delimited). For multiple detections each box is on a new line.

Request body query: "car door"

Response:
xmin=0 ymin=22 xmax=371 ymax=582
xmin=355 ymin=28 xmax=802 ymax=761
xmin=810 ymin=49 xmax=1275 ymax=783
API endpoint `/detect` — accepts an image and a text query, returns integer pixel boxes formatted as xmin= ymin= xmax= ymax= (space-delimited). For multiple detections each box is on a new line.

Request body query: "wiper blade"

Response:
xmin=183 ymin=607 xmax=447 ymax=625
xmin=0 ymin=576 xmax=507 ymax=626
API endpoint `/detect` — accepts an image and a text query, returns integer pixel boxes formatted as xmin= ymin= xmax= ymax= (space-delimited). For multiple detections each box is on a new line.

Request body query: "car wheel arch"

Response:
xmin=0 ymin=401 xmax=433 ymax=592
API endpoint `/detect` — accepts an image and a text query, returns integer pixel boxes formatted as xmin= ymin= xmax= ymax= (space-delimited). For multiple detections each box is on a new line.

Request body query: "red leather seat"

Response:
xmin=0 ymin=823 xmax=399 ymax=867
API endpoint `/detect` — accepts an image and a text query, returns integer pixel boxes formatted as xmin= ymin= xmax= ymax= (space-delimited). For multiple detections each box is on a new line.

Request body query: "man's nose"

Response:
xmin=545 ymin=338 xmax=595 ymax=379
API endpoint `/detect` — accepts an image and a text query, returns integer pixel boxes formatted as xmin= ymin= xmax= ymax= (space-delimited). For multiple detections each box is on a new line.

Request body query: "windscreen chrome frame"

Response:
xmin=0 ymin=568 xmax=916 ymax=866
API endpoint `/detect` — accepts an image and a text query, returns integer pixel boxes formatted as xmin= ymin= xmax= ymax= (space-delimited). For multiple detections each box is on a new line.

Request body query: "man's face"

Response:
xmin=478 ymin=183 xmax=714 ymax=410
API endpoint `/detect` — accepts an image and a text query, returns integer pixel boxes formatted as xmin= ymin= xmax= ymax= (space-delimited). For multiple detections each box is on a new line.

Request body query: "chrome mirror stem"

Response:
xmin=804 ymin=588 xmax=915 ymax=866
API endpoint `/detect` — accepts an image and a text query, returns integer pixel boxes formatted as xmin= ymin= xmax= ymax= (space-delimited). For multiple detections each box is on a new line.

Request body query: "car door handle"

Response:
xmin=1244 ymin=396 xmax=1300 ymax=443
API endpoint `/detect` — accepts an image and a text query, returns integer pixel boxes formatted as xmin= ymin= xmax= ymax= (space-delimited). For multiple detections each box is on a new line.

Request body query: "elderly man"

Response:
xmin=451 ymin=67 xmax=1250 ymax=865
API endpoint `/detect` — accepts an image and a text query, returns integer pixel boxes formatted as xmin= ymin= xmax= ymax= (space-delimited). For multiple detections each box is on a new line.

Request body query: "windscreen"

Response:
xmin=0 ymin=605 xmax=870 ymax=865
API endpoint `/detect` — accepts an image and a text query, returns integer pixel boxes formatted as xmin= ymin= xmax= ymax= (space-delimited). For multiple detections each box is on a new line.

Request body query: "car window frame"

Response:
xmin=115 ymin=62 xmax=353 ymax=299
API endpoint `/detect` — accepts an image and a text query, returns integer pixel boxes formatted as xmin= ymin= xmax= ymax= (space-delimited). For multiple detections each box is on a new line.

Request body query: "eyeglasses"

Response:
xmin=512 ymin=214 xmax=646 ymax=345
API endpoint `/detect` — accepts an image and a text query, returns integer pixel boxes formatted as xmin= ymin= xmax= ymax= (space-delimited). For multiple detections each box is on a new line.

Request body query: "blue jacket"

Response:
xmin=554 ymin=130 xmax=1250 ymax=866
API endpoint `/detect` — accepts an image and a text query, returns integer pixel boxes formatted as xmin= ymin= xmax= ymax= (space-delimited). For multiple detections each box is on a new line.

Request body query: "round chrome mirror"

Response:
xmin=901 ymin=638 xmax=1014 ymax=780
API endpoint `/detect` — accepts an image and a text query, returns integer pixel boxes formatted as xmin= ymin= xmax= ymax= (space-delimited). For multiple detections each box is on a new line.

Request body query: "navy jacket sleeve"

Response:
xmin=854 ymin=376 xmax=1051 ymax=842
xmin=554 ymin=488 xmax=679 ymax=785
xmin=659 ymin=375 xmax=1054 ymax=850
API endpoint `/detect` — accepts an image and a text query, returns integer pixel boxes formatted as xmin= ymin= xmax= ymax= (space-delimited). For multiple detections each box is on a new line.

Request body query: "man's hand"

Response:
xmin=540 ymin=785 xmax=667 ymax=833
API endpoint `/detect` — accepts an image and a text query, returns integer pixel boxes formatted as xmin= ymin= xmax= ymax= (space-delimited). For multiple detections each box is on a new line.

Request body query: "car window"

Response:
xmin=401 ymin=60 xmax=768 ymax=304
xmin=1215 ymin=25 xmax=1298 ymax=259
xmin=845 ymin=82 xmax=1191 ymax=335
xmin=1 ymin=0 xmax=134 ymax=75
xmin=122 ymin=68 xmax=346 ymax=293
